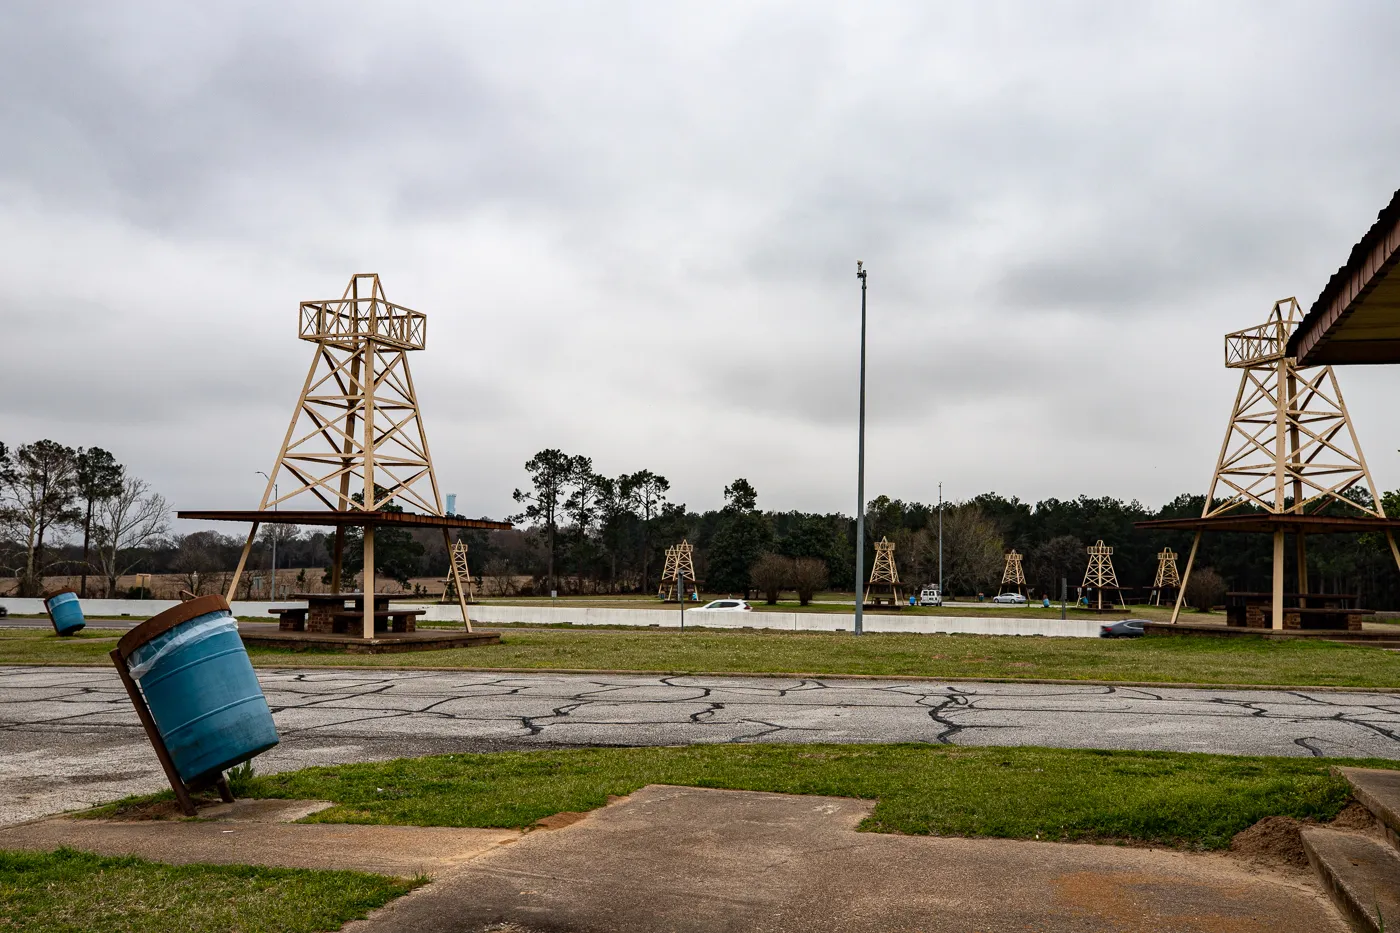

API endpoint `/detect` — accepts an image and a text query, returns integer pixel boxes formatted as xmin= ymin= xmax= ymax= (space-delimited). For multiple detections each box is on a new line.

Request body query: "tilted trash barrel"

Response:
xmin=45 ymin=590 xmax=86 ymax=636
xmin=119 ymin=595 xmax=279 ymax=784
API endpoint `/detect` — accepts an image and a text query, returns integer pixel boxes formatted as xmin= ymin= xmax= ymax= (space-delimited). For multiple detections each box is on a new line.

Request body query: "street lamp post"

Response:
xmin=256 ymin=471 xmax=279 ymax=600
xmin=938 ymin=482 xmax=943 ymax=601
xmin=854 ymin=261 xmax=868 ymax=637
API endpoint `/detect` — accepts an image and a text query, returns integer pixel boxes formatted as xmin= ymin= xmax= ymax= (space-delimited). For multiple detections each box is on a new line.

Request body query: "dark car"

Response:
xmin=1100 ymin=619 xmax=1147 ymax=638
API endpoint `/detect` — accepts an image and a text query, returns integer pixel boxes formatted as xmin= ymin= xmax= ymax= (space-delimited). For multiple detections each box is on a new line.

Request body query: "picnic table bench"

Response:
xmin=268 ymin=593 xmax=426 ymax=634
xmin=1224 ymin=591 xmax=1373 ymax=631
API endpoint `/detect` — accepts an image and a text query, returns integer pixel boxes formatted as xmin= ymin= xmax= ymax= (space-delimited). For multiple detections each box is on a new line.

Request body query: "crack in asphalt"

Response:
xmin=1294 ymin=737 xmax=1327 ymax=757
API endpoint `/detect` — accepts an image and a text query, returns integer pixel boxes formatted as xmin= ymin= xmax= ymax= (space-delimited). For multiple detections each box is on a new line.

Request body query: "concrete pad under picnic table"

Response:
xmin=346 ymin=784 xmax=1346 ymax=933
xmin=0 ymin=798 xmax=520 ymax=877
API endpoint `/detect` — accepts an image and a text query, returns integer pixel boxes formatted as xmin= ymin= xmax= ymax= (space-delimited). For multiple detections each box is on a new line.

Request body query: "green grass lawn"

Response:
xmin=5 ymin=625 xmax=1400 ymax=687
xmin=0 ymin=847 xmax=419 ymax=933
xmin=95 ymin=744 xmax=1388 ymax=851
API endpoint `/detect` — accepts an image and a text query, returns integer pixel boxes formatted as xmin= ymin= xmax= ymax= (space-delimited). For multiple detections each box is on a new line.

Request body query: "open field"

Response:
xmin=6 ymin=625 xmax=1400 ymax=687
xmin=0 ymin=847 xmax=418 ymax=933
xmin=93 ymin=744 xmax=1383 ymax=850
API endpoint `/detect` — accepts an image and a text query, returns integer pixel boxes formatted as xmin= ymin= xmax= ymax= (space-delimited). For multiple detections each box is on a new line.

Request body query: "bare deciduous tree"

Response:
xmin=94 ymin=474 xmax=170 ymax=596
xmin=171 ymin=531 xmax=227 ymax=596
xmin=1028 ymin=535 xmax=1084 ymax=600
xmin=790 ymin=557 xmax=829 ymax=606
xmin=749 ymin=553 xmax=793 ymax=605
xmin=942 ymin=504 xmax=1005 ymax=598
xmin=482 ymin=558 xmax=515 ymax=597
xmin=1183 ymin=567 xmax=1227 ymax=612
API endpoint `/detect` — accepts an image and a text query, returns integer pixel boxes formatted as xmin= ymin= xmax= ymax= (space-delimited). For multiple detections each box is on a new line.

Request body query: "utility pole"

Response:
xmin=938 ymin=482 xmax=943 ymax=600
xmin=854 ymin=260 xmax=868 ymax=636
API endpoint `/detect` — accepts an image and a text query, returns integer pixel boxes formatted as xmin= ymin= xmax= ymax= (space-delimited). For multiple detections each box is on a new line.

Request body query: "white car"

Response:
xmin=991 ymin=592 xmax=1027 ymax=605
xmin=695 ymin=599 xmax=752 ymax=612
xmin=918 ymin=586 xmax=942 ymax=607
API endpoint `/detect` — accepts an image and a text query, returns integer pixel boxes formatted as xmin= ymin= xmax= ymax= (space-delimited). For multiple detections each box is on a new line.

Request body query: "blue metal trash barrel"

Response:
xmin=45 ymin=591 xmax=85 ymax=636
xmin=117 ymin=595 xmax=279 ymax=784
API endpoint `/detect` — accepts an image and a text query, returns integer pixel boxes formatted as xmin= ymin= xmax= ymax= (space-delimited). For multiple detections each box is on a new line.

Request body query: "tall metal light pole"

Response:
xmin=854 ymin=261 xmax=868 ymax=636
xmin=938 ymin=482 xmax=943 ymax=599
xmin=256 ymin=471 xmax=278 ymax=600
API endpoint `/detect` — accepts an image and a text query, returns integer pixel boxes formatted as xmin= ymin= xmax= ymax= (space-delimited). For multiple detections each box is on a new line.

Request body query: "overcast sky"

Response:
xmin=4 ymin=1 xmax=1400 ymax=526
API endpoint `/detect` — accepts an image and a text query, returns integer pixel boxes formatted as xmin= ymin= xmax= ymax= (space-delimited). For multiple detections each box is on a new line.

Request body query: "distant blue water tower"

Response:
xmin=446 ymin=493 xmax=457 ymax=515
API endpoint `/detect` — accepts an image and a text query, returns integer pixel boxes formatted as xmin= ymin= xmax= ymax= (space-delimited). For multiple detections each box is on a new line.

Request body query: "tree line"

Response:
xmin=11 ymin=437 xmax=1400 ymax=609
xmin=0 ymin=440 xmax=168 ymax=597
xmin=500 ymin=449 xmax=1400 ymax=608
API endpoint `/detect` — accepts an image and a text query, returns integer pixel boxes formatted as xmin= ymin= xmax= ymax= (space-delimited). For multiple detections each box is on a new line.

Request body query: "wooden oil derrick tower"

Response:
xmin=998 ymin=550 xmax=1026 ymax=597
xmin=178 ymin=274 xmax=510 ymax=638
xmin=864 ymin=537 xmax=903 ymax=606
xmin=1150 ymin=547 xmax=1180 ymax=606
xmin=657 ymin=545 xmax=676 ymax=597
xmin=441 ymin=538 xmax=477 ymax=604
xmin=1138 ymin=297 xmax=1400 ymax=629
xmin=658 ymin=540 xmax=699 ymax=602
xmin=1081 ymin=540 xmax=1125 ymax=610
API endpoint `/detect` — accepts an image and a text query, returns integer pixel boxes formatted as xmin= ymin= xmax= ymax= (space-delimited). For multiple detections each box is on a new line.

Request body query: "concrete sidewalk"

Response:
xmin=0 ymin=799 xmax=519 ymax=877
xmin=346 ymin=785 xmax=1346 ymax=933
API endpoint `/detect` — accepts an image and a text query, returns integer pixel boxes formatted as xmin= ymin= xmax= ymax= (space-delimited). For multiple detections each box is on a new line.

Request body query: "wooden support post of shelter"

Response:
xmin=863 ymin=536 xmax=903 ymax=607
xmin=998 ymin=550 xmax=1026 ymax=597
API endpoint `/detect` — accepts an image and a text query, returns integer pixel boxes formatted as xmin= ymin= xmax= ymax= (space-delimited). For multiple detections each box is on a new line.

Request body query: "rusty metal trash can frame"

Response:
xmin=110 ymin=595 xmax=280 ymax=816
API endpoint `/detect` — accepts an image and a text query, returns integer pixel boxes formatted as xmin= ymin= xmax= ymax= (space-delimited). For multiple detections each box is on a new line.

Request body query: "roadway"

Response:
xmin=3 ymin=665 xmax=1399 ymax=825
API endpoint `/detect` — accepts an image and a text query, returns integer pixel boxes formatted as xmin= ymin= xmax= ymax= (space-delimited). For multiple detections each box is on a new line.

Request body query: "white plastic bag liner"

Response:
xmin=128 ymin=614 xmax=239 ymax=681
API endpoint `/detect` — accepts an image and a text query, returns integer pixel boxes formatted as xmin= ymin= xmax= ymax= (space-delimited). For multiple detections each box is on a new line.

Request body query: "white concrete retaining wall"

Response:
xmin=0 ymin=596 xmax=1103 ymax=638
xmin=431 ymin=604 xmax=1102 ymax=637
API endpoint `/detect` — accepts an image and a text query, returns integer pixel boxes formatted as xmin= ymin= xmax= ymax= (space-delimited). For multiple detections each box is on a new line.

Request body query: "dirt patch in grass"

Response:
xmin=76 ymin=789 xmax=227 ymax=821
xmin=1231 ymin=816 xmax=1313 ymax=868
xmin=1230 ymin=800 xmax=1376 ymax=868
xmin=532 ymin=810 xmax=589 ymax=831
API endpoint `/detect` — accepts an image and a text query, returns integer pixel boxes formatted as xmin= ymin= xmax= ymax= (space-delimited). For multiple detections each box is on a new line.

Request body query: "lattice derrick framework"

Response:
xmin=1206 ymin=363 xmax=1379 ymax=519
xmin=266 ymin=276 xmax=443 ymax=518
xmin=1001 ymin=550 xmax=1026 ymax=586
xmin=1082 ymin=541 xmax=1120 ymax=589
xmin=670 ymin=541 xmax=697 ymax=581
xmin=659 ymin=542 xmax=699 ymax=599
xmin=868 ymin=537 xmax=900 ymax=584
xmin=657 ymin=546 xmax=678 ymax=598
xmin=1154 ymin=548 xmax=1180 ymax=588
xmin=1206 ymin=296 xmax=1383 ymax=521
xmin=449 ymin=540 xmax=475 ymax=598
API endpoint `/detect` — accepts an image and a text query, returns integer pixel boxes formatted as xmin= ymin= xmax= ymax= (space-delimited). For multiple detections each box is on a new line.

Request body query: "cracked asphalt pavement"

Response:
xmin=4 ymin=665 xmax=1400 ymax=824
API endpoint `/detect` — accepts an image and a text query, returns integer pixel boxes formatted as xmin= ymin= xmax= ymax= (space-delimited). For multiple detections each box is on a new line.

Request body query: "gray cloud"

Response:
xmin=4 ymin=1 xmax=1400 ymax=523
